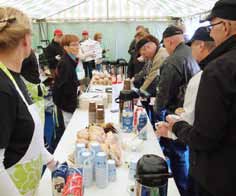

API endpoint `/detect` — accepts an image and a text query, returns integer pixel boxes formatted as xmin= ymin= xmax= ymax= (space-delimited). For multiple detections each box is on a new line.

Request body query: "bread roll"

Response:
xmin=77 ymin=128 xmax=89 ymax=140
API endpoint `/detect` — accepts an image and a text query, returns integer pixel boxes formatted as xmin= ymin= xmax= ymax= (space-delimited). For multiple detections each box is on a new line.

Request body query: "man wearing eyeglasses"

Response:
xmin=157 ymin=0 xmax=236 ymax=195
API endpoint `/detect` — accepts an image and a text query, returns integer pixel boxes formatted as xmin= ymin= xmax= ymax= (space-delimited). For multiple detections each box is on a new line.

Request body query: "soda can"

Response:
xmin=108 ymin=159 xmax=116 ymax=182
xmin=122 ymin=109 xmax=133 ymax=133
xmin=52 ymin=162 xmax=68 ymax=196
xmin=63 ymin=168 xmax=83 ymax=196
xmin=129 ymin=159 xmax=138 ymax=180
xmin=81 ymin=151 xmax=94 ymax=187
xmin=137 ymin=112 xmax=148 ymax=140
xmin=95 ymin=152 xmax=108 ymax=188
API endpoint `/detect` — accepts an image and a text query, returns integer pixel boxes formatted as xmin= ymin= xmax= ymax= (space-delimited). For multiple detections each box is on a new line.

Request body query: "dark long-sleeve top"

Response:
xmin=173 ymin=35 xmax=236 ymax=196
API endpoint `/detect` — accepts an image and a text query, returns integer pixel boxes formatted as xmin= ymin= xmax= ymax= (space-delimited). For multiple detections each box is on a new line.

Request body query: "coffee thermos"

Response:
xmin=135 ymin=154 xmax=172 ymax=196
xmin=115 ymin=90 xmax=139 ymax=122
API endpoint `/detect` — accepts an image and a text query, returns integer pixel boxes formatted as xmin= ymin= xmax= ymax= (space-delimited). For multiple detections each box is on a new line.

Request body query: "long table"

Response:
xmin=38 ymin=108 xmax=180 ymax=196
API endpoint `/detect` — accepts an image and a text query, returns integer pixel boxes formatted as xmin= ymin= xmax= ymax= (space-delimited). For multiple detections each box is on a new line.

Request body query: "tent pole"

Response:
xmin=107 ymin=0 xmax=109 ymax=20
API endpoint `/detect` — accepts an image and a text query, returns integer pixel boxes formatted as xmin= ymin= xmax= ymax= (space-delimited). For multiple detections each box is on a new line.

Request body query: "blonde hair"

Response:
xmin=0 ymin=7 xmax=31 ymax=51
xmin=94 ymin=32 xmax=102 ymax=41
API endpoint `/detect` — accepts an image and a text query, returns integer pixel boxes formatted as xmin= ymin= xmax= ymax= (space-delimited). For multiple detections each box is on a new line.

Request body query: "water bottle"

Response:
xmin=137 ymin=112 xmax=148 ymax=140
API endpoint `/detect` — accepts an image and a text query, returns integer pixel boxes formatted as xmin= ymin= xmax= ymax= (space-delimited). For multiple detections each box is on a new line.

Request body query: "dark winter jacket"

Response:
xmin=173 ymin=35 xmax=236 ymax=196
xmin=127 ymin=39 xmax=145 ymax=78
xmin=46 ymin=39 xmax=63 ymax=69
xmin=21 ymin=50 xmax=40 ymax=84
xmin=154 ymin=42 xmax=199 ymax=115
xmin=53 ymin=52 xmax=79 ymax=113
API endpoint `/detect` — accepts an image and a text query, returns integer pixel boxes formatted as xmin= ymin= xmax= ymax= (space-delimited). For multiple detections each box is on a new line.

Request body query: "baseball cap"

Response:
xmin=54 ymin=29 xmax=63 ymax=36
xmin=201 ymin=0 xmax=236 ymax=22
xmin=161 ymin=25 xmax=183 ymax=43
xmin=82 ymin=30 xmax=89 ymax=35
xmin=136 ymin=38 xmax=149 ymax=52
xmin=187 ymin=27 xmax=214 ymax=46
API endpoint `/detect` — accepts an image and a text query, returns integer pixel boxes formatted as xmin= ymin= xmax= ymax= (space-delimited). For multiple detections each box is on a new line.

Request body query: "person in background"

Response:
xmin=127 ymin=25 xmax=147 ymax=78
xmin=21 ymin=49 xmax=52 ymax=151
xmin=94 ymin=32 xmax=104 ymax=71
xmin=178 ymin=27 xmax=215 ymax=125
xmin=21 ymin=49 xmax=41 ymax=84
xmin=46 ymin=29 xmax=64 ymax=78
xmin=53 ymin=34 xmax=80 ymax=127
xmin=0 ymin=7 xmax=57 ymax=196
xmin=154 ymin=25 xmax=199 ymax=196
xmin=176 ymin=19 xmax=190 ymax=43
xmin=157 ymin=0 xmax=236 ymax=195
xmin=128 ymin=25 xmax=145 ymax=56
xmin=80 ymin=30 xmax=96 ymax=79
xmin=80 ymin=30 xmax=89 ymax=43
xmin=127 ymin=29 xmax=149 ymax=78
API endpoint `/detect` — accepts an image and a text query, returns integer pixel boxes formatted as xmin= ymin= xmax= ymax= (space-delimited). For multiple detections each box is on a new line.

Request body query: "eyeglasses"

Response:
xmin=206 ymin=21 xmax=224 ymax=31
xmin=69 ymin=43 xmax=79 ymax=47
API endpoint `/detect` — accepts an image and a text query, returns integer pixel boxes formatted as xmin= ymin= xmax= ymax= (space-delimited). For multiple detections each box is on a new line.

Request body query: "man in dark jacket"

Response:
xmin=160 ymin=0 xmax=236 ymax=195
xmin=154 ymin=25 xmax=199 ymax=196
xmin=46 ymin=29 xmax=64 ymax=78
xmin=127 ymin=25 xmax=147 ymax=78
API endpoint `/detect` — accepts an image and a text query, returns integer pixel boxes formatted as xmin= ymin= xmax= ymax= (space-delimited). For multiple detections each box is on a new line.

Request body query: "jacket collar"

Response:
xmin=173 ymin=42 xmax=185 ymax=53
xmin=199 ymin=35 xmax=236 ymax=70
xmin=52 ymin=39 xmax=60 ymax=46
xmin=63 ymin=52 xmax=78 ymax=68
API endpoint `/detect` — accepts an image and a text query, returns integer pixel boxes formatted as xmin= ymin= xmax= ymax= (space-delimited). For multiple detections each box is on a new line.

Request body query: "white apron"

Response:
xmin=0 ymin=63 xmax=45 ymax=196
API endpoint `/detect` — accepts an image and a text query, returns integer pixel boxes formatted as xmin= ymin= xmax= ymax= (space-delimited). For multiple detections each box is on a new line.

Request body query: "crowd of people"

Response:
xmin=0 ymin=0 xmax=236 ymax=195
xmin=126 ymin=1 xmax=236 ymax=196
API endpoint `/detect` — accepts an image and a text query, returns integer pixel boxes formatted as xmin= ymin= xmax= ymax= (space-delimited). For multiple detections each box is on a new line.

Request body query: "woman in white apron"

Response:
xmin=0 ymin=7 xmax=57 ymax=196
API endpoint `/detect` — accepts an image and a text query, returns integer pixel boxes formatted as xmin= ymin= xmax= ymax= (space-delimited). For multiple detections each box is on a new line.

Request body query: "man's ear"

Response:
xmin=200 ymin=41 xmax=205 ymax=52
xmin=224 ymin=21 xmax=232 ymax=37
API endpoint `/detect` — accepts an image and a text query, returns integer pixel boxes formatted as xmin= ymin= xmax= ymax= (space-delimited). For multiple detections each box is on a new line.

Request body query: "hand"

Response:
xmin=140 ymin=88 xmax=150 ymax=98
xmin=149 ymin=97 xmax=155 ymax=106
xmin=47 ymin=159 xmax=59 ymax=172
xmin=166 ymin=114 xmax=182 ymax=131
xmin=55 ymin=55 xmax=61 ymax=61
xmin=155 ymin=121 xmax=169 ymax=138
xmin=175 ymin=107 xmax=185 ymax=116
xmin=137 ymin=56 xmax=145 ymax=62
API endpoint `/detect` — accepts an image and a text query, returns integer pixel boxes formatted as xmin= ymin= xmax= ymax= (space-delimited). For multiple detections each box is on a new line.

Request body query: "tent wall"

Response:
xmin=32 ymin=21 xmax=171 ymax=61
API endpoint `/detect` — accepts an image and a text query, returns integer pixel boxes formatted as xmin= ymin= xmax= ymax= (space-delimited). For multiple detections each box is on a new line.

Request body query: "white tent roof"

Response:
xmin=0 ymin=0 xmax=218 ymax=21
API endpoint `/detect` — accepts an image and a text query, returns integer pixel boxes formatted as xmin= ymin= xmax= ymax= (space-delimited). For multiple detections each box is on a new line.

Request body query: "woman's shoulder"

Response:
xmin=0 ymin=69 xmax=15 ymax=96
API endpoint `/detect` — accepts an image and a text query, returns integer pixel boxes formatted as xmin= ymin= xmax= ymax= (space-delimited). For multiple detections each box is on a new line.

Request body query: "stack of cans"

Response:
xmin=75 ymin=143 xmax=86 ymax=167
xmin=80 ymin=151 xmax=94 ymax=188
xmin=129 ymin=159 xmax=138 ymax=180
xmin=95 ymin=152 xmax=108 ymax=188
xmin=90 ymin=142 xmax=101 ymax=180
xmin=122 ymin=109 xmax=134 ymax=133
xmin=108 ymin=159 xmax=116 ymax=182
xmin=74 ymin=142 xmax=117 ymax=189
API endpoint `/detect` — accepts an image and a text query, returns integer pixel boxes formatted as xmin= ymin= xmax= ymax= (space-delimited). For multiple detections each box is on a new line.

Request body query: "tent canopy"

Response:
xmin=0 ymin=0 xmax=217 ymax=21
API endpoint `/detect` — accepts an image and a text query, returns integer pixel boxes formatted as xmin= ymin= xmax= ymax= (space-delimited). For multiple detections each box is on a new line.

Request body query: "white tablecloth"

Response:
xmin=38 ymin=109 xmax=180 ymax=196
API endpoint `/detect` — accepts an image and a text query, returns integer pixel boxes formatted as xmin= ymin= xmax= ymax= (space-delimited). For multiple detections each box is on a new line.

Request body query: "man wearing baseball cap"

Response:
xmin=80 ymin=30 xmax=89 ymax=43
xmin=160 ymin=0 xmax=236 ymax=195
xmin=154 ymin=25 xmax=200 ymax=196
xmin=46 ymin=29 xmax=64 ymax=78
xmin=180 ymin=27 xmax=215 ymax=126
